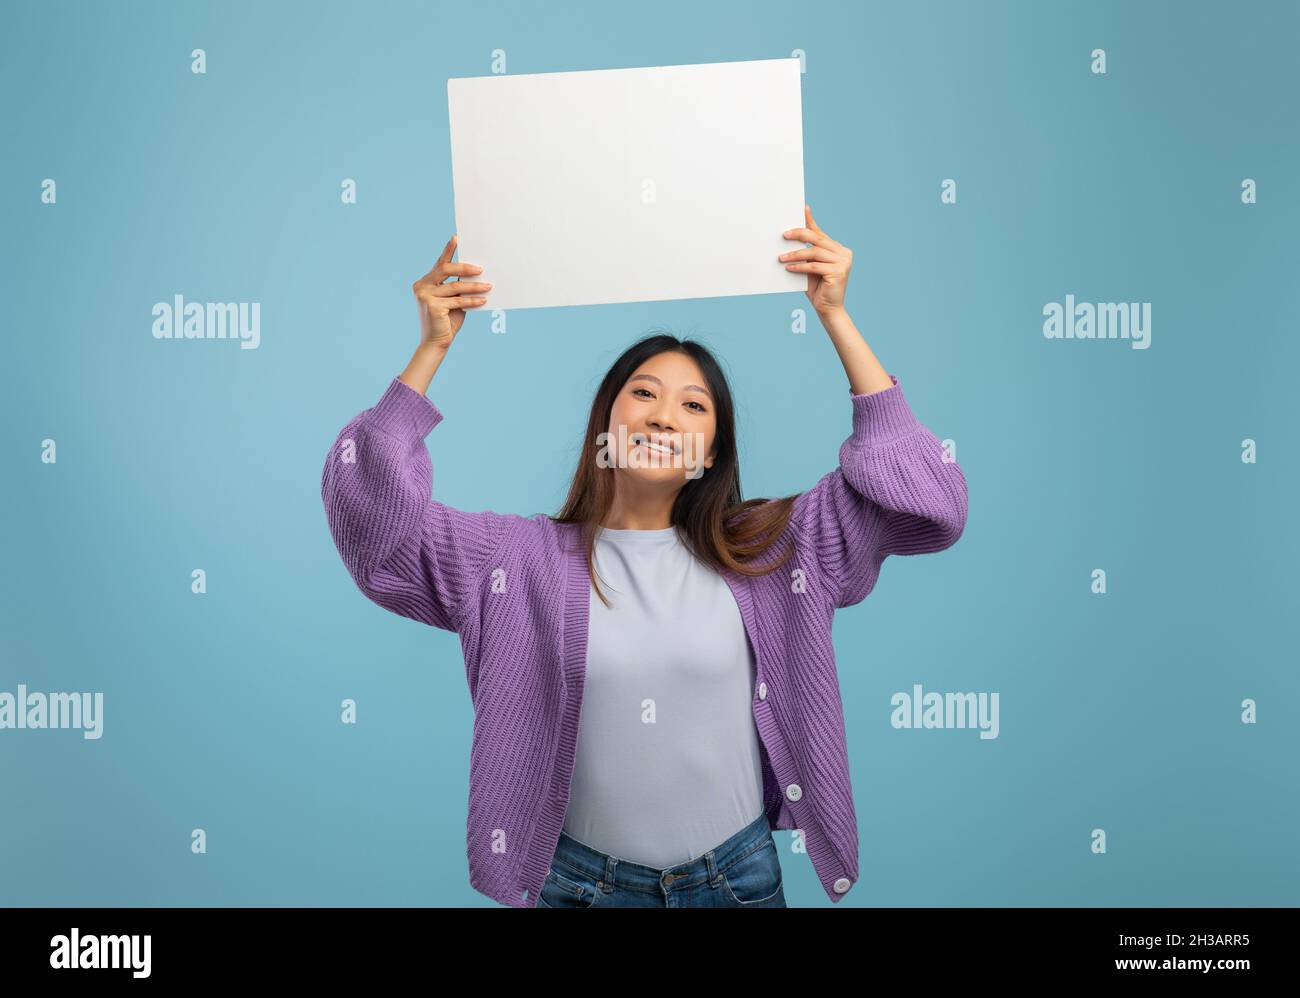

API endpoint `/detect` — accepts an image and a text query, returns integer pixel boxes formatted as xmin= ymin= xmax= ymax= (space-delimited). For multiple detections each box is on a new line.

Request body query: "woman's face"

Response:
xmin=604 ymin=351 xmax=716 ymax=487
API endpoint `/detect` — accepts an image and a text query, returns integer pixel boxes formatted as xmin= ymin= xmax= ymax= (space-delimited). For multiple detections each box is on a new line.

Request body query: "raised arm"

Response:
xmin=321 ymin=379 xmax=514 ymax=631
xmin=320 ymin=234 xmax=507 ymax=631
xmin=780 ymin=205 xmax=967 ymax=608
xmin=793 ymin=376 xmax=967 ymax=608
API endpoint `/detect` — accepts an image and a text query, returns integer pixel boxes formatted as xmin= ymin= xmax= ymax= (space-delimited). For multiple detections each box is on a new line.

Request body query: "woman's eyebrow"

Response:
xmin=629 ymin=373 xmax=713 ymax=400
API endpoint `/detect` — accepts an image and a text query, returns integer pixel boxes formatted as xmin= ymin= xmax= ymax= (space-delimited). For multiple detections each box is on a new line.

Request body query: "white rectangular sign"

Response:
xmin=446 ymin=58 xmax=807 ymax=311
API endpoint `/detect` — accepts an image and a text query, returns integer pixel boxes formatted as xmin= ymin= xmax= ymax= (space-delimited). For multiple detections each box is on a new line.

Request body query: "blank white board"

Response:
xmin=446 ymin=58 xmax=806 ymax=311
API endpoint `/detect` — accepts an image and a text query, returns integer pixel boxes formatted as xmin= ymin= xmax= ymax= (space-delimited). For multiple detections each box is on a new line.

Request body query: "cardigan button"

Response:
xmin=785 ymin=783 xmax=802 ymax=802
xmin=833 ymin=877 xmax=852 ymax=894
xmin=757 ymin=682 xmax=767 ymax=700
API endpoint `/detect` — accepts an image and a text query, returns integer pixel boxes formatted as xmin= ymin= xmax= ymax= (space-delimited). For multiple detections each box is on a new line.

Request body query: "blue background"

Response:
xmin=2 ymin=0 xmax=1296 ymax=906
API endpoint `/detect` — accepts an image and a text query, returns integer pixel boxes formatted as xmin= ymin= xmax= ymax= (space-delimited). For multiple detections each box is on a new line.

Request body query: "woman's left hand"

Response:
xmin=779 ymin=204 xmax=853 ymax=317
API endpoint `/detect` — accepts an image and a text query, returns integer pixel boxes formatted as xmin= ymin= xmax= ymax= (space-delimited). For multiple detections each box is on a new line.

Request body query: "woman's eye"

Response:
xmin=630 ymin=387 xmax=705 ymax=413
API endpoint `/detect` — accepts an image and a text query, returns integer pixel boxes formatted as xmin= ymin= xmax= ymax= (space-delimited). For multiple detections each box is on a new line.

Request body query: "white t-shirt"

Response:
xmin=561 ymin=524 xmax=768 ymax=868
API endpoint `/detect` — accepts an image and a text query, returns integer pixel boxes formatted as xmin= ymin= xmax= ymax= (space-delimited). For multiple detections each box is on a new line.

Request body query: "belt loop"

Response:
xmin=602 ymin=855 xmax=617 ymax=892
xmin=705 ymin=848 xmax=719 ymax=884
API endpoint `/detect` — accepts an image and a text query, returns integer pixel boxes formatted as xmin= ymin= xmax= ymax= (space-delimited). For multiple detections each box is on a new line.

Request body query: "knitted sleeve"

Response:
xmin=793 ymin=374 xmax=968 ymax=609
xmin=321 ymin=377 xmax=514 ymax=632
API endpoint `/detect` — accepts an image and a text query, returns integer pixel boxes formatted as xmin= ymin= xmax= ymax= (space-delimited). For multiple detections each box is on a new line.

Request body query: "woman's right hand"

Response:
xmin=412 ymin=234 xmax=492 ymax=351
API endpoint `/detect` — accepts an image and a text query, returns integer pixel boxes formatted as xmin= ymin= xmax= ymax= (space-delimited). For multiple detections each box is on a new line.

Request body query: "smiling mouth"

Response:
xmin=631 ymin=437 xmax=678 ymax=457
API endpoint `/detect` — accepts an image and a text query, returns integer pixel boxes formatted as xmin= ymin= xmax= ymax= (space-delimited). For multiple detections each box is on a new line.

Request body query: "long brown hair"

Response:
xmin=551 ymin=332 xmax=798 ymax=608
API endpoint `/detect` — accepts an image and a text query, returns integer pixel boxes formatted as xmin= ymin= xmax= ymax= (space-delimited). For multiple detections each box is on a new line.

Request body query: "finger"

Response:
xmin=782 ymin=226 xmax=839 ymax=252
xmin=426 ymin=235 xmax=456 ymax=275
xmin=783 ymin=261 xmax=839 ymax=275
xmin=421 ymin=290 xmax=490 ymax=310
xmin=445 ymin=294 xmax=489 ymax=308
xmin=805 ymin=204 xmax=822 ymax=231
xmin=416 ymin=238 xmax=458 ymax=284
xmin=778 ymin=246 xmax=838 ymax=264
xmin=425 ymin=281 xmax=492 ymax=297
xmin=439 ymin=261 xmax=485 ymax=279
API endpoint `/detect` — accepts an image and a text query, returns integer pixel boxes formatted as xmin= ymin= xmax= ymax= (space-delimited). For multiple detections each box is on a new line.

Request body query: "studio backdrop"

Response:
xmin=2 ymin=0 xmax=1297 ymax=907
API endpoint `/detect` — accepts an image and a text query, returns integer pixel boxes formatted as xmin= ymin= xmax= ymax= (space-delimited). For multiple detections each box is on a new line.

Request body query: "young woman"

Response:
xmin=321 ymin=206 xmax=968 ymax=908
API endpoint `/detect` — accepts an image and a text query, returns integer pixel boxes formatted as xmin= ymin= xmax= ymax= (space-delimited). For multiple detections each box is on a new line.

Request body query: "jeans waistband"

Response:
xmin=551 ymin=812 xmax=774 ymax=895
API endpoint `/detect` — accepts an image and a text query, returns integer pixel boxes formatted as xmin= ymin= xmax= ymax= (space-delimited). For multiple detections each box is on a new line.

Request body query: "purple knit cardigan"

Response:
xmin=321 ymin=373 xmax=967 ymax=907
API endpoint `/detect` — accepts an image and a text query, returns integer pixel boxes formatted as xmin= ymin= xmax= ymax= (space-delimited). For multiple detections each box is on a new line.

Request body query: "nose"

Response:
xmin=647 ymin=403 xmax=676 ymax=433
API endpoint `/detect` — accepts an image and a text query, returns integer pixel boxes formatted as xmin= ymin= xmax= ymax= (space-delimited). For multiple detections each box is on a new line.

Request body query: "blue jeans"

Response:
xmin=536 ymin=812 xmax=786 ymax=908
